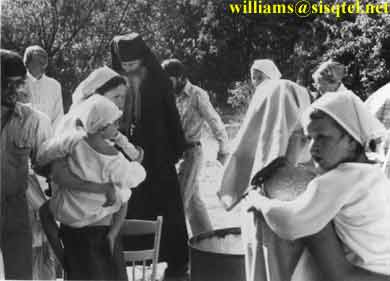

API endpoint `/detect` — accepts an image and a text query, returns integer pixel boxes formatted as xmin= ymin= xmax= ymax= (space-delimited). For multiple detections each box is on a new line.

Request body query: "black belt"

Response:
xmin=187 ymin=141 xmax=202 ymax=149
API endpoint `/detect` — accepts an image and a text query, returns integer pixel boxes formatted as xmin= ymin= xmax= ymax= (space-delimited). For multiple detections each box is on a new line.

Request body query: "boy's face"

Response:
xmin=306 ymin=114 xmax=354 ymax=172
xmin=26 ymin=55 xmax=47 ymax=79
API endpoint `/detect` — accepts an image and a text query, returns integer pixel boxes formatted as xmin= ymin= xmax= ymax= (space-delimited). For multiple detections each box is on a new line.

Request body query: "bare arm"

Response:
xmin=109 ymin=202 xmax=128 ymax=237
xmin=303 ymin=223 xmax=390 ymax=281
xmin=107 ymin=202 xmax=128 ymax=255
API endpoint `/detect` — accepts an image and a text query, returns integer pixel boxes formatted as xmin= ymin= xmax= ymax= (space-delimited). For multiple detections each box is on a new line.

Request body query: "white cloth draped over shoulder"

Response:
xmin=218 ymin=79 xmax=311 ymax=210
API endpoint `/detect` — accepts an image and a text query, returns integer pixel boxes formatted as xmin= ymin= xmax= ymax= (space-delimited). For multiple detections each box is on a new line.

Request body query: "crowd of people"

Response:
xmin=1 ymin=32 xmax=390 ymax=281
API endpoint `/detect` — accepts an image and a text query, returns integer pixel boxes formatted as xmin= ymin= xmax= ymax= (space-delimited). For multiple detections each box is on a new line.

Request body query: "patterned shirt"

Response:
xmin=26 ymin=73 xmax=64 ymax=129
xmin=1 ymin=103 xmax=52 ymax=198
xmin=176 ymin=81 xmax=228 ymax=154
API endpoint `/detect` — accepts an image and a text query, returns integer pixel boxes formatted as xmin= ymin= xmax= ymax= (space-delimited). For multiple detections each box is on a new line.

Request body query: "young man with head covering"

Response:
xmin=0 ymin=49 xmax=52 ymax=280
xmin=161 ymin=58 xmax=229 ymax=236
xmin=218 ymin=59 xmax=313 ymax=281
xmin=246 ymin=90 xmax=390 ymax=279
xmin=111 ymin=33 xmax=189 ymax=278
xmin=311 ymin=59 xmax=347 ymax=99
xmin=23 ymin=45 xmax=63 ymax=129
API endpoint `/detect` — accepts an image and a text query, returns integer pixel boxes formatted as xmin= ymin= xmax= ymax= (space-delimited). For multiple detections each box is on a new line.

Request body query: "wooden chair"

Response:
xmin=120 ymin=216 xmax=167 ymax=281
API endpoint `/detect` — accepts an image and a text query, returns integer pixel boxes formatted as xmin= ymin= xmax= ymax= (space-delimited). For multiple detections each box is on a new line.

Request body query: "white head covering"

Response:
xmin=72 ymin=66 xmax=120 ymax=105
xmin=250 ymin=59 xmax=282 ymax=80
xmin=307 ymin=90 xmax=386 ymax=147
xmin=218 ymin=79 xmax=311 ymax=210
xmin=76 ymin=94 xmax=122 ymax=134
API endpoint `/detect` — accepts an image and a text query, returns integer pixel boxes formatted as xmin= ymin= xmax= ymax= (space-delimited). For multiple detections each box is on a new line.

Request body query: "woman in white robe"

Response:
xmin=218 ymin=59 xmax=313 ymax=281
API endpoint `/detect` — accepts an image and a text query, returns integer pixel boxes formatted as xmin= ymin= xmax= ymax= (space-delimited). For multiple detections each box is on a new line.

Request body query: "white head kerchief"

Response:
xmin=308 ymin=90 xmax=386 ymax=146
xmin=218 ymin=79 xmax=311 ymax=209
xmin=250 ymin=59 xmax=282 ymax=80
xmin=72 ymin=66 xmax=119 ymax=105
xmin=76 ymin=95 xmax=122 ymax=134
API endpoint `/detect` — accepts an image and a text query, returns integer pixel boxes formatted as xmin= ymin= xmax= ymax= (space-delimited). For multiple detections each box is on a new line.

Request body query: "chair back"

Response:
xmin=120 ymin=216 xmax=163 ymax=281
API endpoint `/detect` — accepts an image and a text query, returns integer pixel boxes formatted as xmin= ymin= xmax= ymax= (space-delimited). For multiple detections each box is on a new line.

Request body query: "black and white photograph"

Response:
xmin=1 ymin=0 xmax=390 ymax=280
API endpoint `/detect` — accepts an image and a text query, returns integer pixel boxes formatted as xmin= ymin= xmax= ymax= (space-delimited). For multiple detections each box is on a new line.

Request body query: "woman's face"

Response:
xmin=121 ymin=59 xmax=143 ymax=73
xmin=251 ymin=69 xmax=267 ymax=88
xmin=103 ymin=84 xmax=127 ymax=110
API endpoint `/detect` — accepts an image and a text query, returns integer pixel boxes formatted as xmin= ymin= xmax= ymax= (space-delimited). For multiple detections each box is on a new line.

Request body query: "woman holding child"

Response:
xmin=38 ymin=66 xmax=146 ymax=280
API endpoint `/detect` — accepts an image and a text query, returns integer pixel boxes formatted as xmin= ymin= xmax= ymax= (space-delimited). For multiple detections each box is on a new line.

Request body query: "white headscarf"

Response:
xmin=250 ymin=59 xmax=282 ymax=80
xmin=77 ymin=94 xmax=122 ymax=134
xmin=306 ymin=90 xmax=386 ymax=147
xmin=72 ymin=66 xmax=119 ymax=105
xmin=218 ymin=79 xmax=311 ymax=210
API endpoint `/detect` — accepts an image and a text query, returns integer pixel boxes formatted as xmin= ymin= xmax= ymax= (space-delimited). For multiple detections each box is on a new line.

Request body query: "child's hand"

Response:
xmin=103 ymin=187 xmax=116 ymax=207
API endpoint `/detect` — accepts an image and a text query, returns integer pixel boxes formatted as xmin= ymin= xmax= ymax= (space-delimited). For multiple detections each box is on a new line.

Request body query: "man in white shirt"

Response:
xmin=23 ymin=45 xmax=63 ymax=280
xmin=24 ymin=45 xmax=64 ymax=128
xmin=162 ymin=58 xmax=229 ymax=236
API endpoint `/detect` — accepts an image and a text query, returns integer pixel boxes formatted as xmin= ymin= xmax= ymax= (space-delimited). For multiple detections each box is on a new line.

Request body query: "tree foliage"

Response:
xmin=2 ymin=0 xmax=390 ymax=112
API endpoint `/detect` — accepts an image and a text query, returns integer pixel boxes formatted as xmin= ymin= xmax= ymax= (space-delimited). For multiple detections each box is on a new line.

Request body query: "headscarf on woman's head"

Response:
xmin=77 ymin=94 xmax=122 ymax=134
xmin=312 ymin=60 xmax=345 ymax=84
xmin=250 ymin=59 xmax=282 ymax=80
xmin=305 ymin=90 xmax=386 ymax=148
xmin=72 ymin=66 xmax=120 ymax=105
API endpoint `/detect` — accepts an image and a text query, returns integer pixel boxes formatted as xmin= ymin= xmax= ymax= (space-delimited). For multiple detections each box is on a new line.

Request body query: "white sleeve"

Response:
xmin=259 ymin=176 xmax=354 ymax=240
xmin=113 ymin=132 xmax=140 ymax=160
xmin=109 ymin=157 xmax=146 ymax=202
xmin=37 ymin=131 xmax=84 ymax=166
